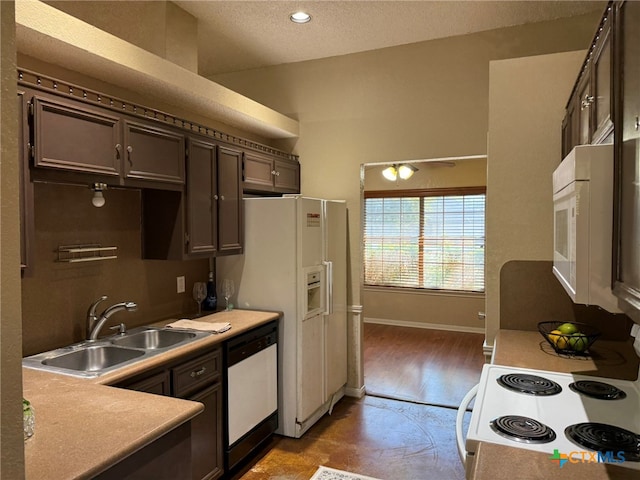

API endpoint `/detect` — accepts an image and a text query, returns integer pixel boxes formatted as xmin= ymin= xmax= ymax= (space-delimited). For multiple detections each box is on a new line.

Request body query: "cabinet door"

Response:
xmin=561 ymin=111 xmax=572 ymax=159
xmin=187 ymin=138 xmax=217 ymax=255
xmin=274 ymin=158 xmax=300 ymax=193
xmin=298 ymin=314 xmax=324 ymax=423
xmin=614 ymin=0 xmax=640 ymax=307
xmin=243 ymin=152 xmax=274 ymax=191
xmin=592 ymin=14 xmax=614 ymax=143
xmin=190 ymin=383 xmax=223 ymax=480
xmin=217 ymin=146 xmax=243 ymax=255
xmin=18 ymin=91 xmax=34 ymax=274
xmin=123 ymin=119 xmax=185 ymax=185
xmin=576 ymin=74 xmax=593 ymax=145
xmin=124 ymin=371 xmax=171 ymax=396
xmin=32 ymin=95 xmax=121 ymax=176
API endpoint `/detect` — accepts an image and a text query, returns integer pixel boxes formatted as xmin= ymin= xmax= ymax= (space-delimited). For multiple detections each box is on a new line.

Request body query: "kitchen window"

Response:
xmin=363 ymin=187 xmax=486 ymax=292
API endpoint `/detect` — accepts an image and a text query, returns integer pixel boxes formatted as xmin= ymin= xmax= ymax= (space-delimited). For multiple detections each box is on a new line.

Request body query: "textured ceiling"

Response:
xmin=174 ymin=0 xmax=607 ymax=77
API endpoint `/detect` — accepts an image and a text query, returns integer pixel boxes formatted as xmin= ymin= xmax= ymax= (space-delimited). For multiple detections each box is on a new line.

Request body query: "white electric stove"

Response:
xmin=456 ymin=325 xmax=640 ymax=475
xmin=461 ymin=363 xmax=640 ymax=471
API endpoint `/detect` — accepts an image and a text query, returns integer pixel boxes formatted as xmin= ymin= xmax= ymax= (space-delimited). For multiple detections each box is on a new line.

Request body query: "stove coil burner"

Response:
xmin=497 ymin=373 xmax=562 ymax=396
xmin=569 ymin=380 xmax=627 ymax=400
xmin=490 ymin=415 xmax=557 ymax=444
xmin=565 ymin=423 xmax=640 ymax=462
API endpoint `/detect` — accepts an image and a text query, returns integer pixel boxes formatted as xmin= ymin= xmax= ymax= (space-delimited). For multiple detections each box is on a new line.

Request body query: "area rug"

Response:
xmin=310 ymin=466 xmax=382 ymax=480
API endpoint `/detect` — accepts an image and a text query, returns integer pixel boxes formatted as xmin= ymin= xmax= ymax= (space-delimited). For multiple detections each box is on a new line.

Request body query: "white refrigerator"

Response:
xmin=216 ymin=195 xmax=348 ymax=438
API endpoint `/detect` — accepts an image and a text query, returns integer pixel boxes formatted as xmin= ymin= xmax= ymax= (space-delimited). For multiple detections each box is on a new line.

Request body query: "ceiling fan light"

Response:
xmin=382 ymin=165 xmax=398 ymax=181
xmin=290 ymin=11 xmax=311 ymax=24
xmin=398 ymin=164 xmax=417 ymax=179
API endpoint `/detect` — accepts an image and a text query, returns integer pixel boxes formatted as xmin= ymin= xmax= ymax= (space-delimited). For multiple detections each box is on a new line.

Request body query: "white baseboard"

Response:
xmin=364 ymin=317 xmax=485 ymax=334
xmin=345 ymin=385 xmax=366 ymax=398
xmin=483 ymin=339 xmax=494 ymax=362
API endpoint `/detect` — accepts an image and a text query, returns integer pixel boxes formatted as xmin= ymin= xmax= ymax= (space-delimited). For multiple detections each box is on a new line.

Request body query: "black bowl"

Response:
xmin=537 ymin=321 xmax=600 ymax=355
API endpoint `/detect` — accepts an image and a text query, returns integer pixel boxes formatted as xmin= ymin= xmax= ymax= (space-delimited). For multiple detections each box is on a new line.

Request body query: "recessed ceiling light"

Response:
xmin=290 ymin=11 xmax=311 ymax=24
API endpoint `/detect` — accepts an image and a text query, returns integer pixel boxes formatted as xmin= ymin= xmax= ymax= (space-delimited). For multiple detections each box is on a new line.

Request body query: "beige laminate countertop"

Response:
xmin=23 ymin=309 xmax=280 ymax=480
xmin=469 ymin=329 xmax=640 ymax=480
xmin=492 ymin=329 xmax=639 ymax=380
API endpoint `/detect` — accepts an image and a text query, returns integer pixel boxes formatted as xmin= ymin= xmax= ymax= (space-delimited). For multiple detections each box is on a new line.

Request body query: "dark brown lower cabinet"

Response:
xmin=115 ymin=348 xmax=223 ymax=480
xmin=96 ymin=422 xmax=192 ymax=480
xmin=189 ymin=384 xmax=223 ymax=480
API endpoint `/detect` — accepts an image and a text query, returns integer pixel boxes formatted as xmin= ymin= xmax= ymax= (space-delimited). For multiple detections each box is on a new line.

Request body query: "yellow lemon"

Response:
xmin=548 ymin=329 xmax=568 ymax=349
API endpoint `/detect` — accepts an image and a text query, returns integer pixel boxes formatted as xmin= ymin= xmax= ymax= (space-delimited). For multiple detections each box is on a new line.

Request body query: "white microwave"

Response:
xmin=552 ymin=144 xmax=621 ymax=313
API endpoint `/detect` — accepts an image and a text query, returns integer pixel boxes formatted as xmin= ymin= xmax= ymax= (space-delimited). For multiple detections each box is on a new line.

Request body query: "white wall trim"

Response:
xmin=364 ymin=316 xmax=485 ymax=334
xmin=348 ymin=304 xmax=363 ymax=314
xmin=345 ymin=385 xmax=366 ymax=398
xmin=483 ymin=340 xmax=495 ymax=361
xmin=346 ymin=305 xmax=365 ymax=396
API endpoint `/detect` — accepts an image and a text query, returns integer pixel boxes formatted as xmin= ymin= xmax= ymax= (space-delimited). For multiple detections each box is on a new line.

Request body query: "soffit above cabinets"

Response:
xmin=14 ymin=1 xmax=299 ymax=140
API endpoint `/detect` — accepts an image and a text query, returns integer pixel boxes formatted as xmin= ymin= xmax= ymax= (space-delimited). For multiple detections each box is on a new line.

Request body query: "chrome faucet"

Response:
xmin=86 ymin=296 xmax=137 ymax=340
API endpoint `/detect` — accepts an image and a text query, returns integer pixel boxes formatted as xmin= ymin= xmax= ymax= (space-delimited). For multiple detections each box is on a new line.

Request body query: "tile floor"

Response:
xmin=233 ymin=395 xmax=471 ymax=480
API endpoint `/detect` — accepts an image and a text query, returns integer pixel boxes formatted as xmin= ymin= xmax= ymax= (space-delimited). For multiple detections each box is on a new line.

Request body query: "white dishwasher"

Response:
xmin=224 ymin=321 xmax=278 ymax=472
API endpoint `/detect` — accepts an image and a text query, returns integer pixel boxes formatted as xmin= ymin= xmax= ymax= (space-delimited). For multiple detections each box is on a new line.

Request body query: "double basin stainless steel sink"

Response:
xmin=22 ymin=326 xmax=211 ymax=378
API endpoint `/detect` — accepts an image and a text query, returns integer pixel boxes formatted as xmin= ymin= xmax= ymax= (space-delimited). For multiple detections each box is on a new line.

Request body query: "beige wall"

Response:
xmin=45 ymin=1 xmax=199 ymax=72
xmin=364 ymin=158 xmax=486 ymax=191
xmin=212 ymin=14 xmax=600 ymax=353
xmin=486 ymin=50 xmax=586 ymax=347
xmin=1 ymin=1 xmax=25 ymax=477
xmin=21 ymin=184 xmax=209 ymax=357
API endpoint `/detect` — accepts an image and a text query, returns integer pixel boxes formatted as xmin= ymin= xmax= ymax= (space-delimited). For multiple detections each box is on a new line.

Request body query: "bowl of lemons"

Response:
xmin=538 ymin=321 xmax=600 ymax=355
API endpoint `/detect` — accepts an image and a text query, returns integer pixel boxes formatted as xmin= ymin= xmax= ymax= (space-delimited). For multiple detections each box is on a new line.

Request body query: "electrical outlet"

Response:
xmin=176 ymin=276 xmax=185 ymax=294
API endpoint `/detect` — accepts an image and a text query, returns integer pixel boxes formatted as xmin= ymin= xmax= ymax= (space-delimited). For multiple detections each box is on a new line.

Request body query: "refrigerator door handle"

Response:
xmin=323 ymin=260 xmax=333 ymax=315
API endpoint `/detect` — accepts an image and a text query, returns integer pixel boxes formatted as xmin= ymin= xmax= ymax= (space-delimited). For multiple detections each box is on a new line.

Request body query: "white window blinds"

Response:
xmin=364 ymin=188 xmax=485 ymax=292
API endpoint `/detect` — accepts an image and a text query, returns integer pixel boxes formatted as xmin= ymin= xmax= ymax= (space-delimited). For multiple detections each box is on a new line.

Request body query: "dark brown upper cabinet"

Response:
xmin=216 ymin=146 xmax=243 ymax=255
xmin=31 ymin=93 xmax=121 ymax=177
xmin=591 ymin=14 xmax=614 ymax=144
xmin=243 ymin=151 xmax=299 ymax=194
xmin=142 ymin=136 xmax=243 ymax=260
xmin=18 ymin=90 xmax=34 ymax=276
xmin=186 ymin=137 xmax=218 ymax=255
xmin=613 ymin=0 xmax=640 ymax=311
xmin=184 ymin=139 xmax=242 ymax=257
xmin=122 ymin=119 xmax=185 ymax=186
xmin=27 ymin=90 xmax=185 ymax=190
xmin=561 ymin=3 xmax=614 ymax=158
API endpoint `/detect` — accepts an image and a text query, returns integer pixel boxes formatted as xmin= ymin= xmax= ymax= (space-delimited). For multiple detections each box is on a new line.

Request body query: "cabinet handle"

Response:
xmin=115 ymin=144 xmax=122 ymax=156
xmin=213 ymin=194 xmax=219 ymax=200
xmin=635 ymin=116 xmax=639 ymax=131
xmin=271 ymin=170 xmax=280 ymax=177
xmin=190 ymin=367 xmax=207 ymax=378
xmin=220 ymin=195 xmax=225 ymax=201
xmin=126 ymin=145 xmax=133 ymax=165
xmin=580 ymin=94 xmax=594 ymax=110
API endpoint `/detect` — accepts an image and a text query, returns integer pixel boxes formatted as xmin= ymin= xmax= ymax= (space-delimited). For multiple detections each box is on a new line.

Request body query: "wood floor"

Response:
xmin=235 ymin=323 xmax=485 ymax=480
xmin=363 ymin=323 xmax=486 ymax=407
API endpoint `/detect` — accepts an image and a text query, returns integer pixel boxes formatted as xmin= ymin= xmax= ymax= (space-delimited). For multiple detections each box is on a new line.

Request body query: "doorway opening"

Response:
xmin=359 ymin=155 xmax=487 ymax=409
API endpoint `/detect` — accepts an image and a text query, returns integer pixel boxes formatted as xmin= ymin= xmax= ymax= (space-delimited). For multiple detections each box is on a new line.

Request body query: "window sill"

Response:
xmin=363 ymin=285 xmax=485 ymax=299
